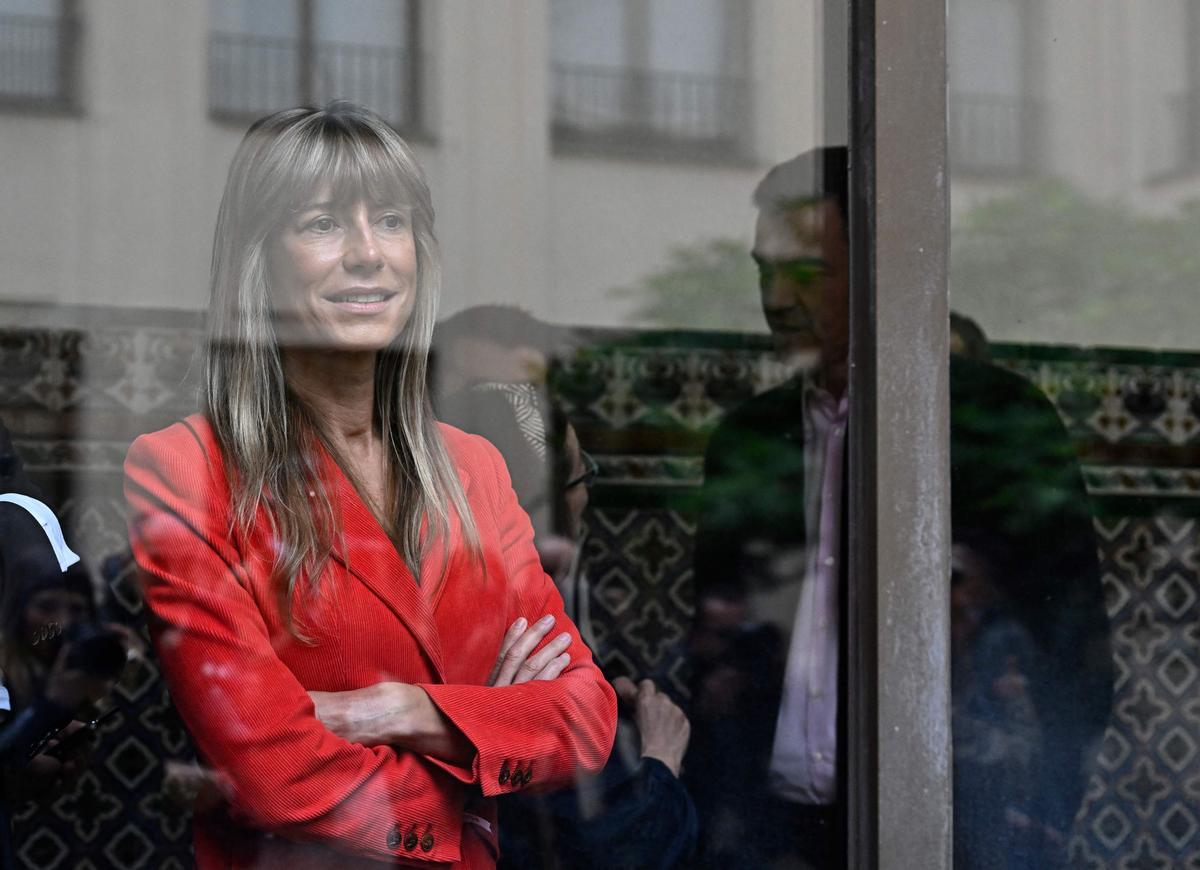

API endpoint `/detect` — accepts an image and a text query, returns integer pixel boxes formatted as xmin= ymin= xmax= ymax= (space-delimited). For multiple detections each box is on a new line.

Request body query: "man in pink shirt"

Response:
xmin=686 ymin=148 xmax=1111 ymax=869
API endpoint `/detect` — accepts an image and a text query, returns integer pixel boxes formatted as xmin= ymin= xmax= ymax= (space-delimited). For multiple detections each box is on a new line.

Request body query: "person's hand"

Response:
xmin=164 ymin=760 xmax=227 ymax=813
xmin=308 ymin=682 xmax=475 ymax=766
xmin=487 ymin=615 xmax=572 ymax=687
xmin=613 ymin=677 xmax=691 ymax=778
xmin=43 ymin=644 xmax=116 ymax=713
xmin=22 ymin=753 xmax=67 ymax=800
xmin=309 ymin=683 xmax=412 ymax=747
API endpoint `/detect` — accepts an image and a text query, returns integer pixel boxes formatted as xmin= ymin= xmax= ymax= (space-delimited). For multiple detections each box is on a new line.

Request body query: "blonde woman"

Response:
xmin=124 ymin=103 xmax=616 ymax=868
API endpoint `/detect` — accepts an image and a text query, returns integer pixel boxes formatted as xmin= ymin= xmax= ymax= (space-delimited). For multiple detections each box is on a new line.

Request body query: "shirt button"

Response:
xmin=812 ymin=751 xmax=825 ymax=761
xmin=823 ymin=556 xmax=835 ymax=567
xmin=386 ymin=825 xmax=401 ymax=849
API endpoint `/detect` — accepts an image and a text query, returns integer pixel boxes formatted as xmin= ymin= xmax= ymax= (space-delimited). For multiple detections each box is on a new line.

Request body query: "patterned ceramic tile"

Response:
xmin=4 ymin=323 xmax=1200 ymax=867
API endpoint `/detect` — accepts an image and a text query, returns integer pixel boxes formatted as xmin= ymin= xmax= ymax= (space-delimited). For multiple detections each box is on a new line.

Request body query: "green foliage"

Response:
xmin=611 ymin=237 xmax=765 ymax=333
xmin=951 ymin=183 xmax=1200 ymax=349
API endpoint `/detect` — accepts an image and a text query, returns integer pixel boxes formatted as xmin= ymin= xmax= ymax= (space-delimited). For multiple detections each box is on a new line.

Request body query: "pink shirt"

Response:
xmin=767 ymin=388 xmax=848 ymax=805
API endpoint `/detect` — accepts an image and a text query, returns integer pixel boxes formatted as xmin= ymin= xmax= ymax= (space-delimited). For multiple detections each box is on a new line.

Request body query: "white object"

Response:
xmin=0 ymin=492 xmax=81 ymax=572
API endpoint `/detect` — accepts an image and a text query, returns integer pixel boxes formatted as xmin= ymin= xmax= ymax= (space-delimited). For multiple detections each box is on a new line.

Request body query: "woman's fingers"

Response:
xmin=513 ymin=633 xmax=572 ymax=685
xmin=492 ymin=615 xmax=556 ymax=687
xmin=535 ymin=652 xmax=571 ymax=682
xmin=487 ymin=617 xmax=529 ymax=685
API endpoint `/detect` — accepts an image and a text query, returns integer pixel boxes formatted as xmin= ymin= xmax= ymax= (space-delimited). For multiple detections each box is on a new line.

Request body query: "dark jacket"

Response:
xmin=688 ymin=357 xmax=1113 ymax=868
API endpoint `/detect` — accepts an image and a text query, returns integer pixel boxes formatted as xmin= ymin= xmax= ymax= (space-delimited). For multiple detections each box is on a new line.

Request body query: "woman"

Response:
xmin=124 ymin=103 xmax=616 ymax=868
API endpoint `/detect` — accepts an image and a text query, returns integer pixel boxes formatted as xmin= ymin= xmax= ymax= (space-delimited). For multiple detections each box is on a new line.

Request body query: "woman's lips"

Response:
xmin=324 ymin=289 xmax=397 ymax=313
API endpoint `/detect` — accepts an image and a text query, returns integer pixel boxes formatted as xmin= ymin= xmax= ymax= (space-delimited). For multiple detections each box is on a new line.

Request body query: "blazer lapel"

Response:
xmin=323 ymin=451 xmax=449 ymax=682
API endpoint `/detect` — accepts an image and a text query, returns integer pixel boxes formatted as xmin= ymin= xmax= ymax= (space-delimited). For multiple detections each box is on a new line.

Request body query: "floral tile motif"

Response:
xmin=4 ymin=321 xmax=1200 ymax=867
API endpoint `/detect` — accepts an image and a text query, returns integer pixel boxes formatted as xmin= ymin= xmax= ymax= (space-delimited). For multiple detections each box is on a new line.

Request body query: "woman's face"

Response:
xmin=267 ymin=190 xmax=418 ymax=352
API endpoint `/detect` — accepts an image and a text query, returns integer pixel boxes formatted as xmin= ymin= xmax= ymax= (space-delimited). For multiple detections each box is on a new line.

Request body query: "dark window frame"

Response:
xmin=849 ymin=0 xmax=952 ymax=865
xmin=206 ymin=0 xmax=424 ymax=135
xmin=0 ymin=0 xmax=82 ymax=114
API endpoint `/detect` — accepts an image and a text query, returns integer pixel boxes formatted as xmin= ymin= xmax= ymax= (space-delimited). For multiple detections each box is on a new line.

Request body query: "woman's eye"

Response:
xmin=308 ymin=216 xmax=336 ymax=233
xmin=380 ymin=213 xmax=406 ymax=230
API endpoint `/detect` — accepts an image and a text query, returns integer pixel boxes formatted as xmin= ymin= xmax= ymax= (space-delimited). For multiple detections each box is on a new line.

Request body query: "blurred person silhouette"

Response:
xmin=688 ymin=146 xmax=1112 ymax=868
xmin=123 ymin=103 xmax=615 ymax=869
xmin=434 ymin=309 xmax=698 ymax=869
xmin=950 ymin=310 xmax=991 ymax=361
xmin=0 ymin=419 xmax=131 ymax=868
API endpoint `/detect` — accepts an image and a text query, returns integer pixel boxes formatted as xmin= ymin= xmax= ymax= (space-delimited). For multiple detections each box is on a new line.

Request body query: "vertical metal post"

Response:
xmin=299 ymin=0 xmax=315 ymax=103
xmin=848 ymin=0 xmax=951 ymax=867
xmin=405 ymin=0 xmax=422 ymax=130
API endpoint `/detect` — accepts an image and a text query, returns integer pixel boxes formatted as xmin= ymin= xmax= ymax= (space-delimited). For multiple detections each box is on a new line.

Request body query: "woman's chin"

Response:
xmin=279 ymin=323 xmax=408 ymax=355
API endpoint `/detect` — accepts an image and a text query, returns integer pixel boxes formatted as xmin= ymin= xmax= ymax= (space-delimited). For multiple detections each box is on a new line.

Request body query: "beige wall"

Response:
xmin=0 ymin=0 xmax=825 ymax=333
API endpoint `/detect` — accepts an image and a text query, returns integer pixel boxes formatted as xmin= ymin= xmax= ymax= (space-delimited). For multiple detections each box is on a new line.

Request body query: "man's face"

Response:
xmin=752 ymin=198 xmax=850 ymax=368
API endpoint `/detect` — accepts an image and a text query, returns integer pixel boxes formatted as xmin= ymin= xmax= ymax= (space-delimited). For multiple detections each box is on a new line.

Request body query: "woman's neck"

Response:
xmin=282 ymin=347 xmax=379 ymax=453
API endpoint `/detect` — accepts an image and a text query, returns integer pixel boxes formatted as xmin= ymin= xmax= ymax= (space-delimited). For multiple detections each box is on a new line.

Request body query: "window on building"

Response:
xmin=550 ymin=0 xmax=749 ymax=159
xmin=1144 ymin=0 xmax=1199 ymax=181
xmin=208 ymin=0 xmax=421 ymax=131
xmin=0 ymin=0 xmax=79 ymax=111
xmin=948 ymin=0 xmax=1035 ymax=177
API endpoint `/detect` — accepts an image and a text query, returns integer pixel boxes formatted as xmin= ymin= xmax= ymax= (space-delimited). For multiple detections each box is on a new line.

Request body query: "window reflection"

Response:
xmin=1 ymin=2 xmax=832 ymax=867
xmin=951 ymin=2 xmax=1200 ymax=867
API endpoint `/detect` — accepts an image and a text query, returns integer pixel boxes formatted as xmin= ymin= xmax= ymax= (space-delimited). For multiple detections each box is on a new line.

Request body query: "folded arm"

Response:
xmin=419 ymin=434 xmax=618 ymax=797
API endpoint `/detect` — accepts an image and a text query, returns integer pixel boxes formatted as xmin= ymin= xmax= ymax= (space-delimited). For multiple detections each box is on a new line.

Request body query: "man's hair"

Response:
xmin=433 ymin=304 xmax=568 ymax=360
xmin=752 ymin=146 xmax=849 ymax=229
xmin=950 ymin=311 xmax=990 ymax=361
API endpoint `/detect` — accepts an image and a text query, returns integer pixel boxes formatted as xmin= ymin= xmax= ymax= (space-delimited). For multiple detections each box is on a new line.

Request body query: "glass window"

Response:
xmin=0 ymin=2 xmax=866 ymax=868
xmin=550 ymin=0 xmax=749 ymax=158
xmin=950 ymin=1 xmax=1200 ymax=866
xmin=209 ymin=0 xmax=420 ymax=129
xmin=0 ymin=0 xmax=77 ymax=110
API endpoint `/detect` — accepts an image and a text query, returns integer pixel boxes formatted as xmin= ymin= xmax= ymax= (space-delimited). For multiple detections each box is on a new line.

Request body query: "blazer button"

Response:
xmin=498 ymin=760 xmax=511 ymax=785
xmin=512 ymin=763 xmax=525 ymax=787
xmin=403 ymin=826 xmax=419 ymax=851
xmin=420 ymin=826 xmax=435 ymax=852
xmin=386 ymin=825 xmax=401 ymax=849
xmin=522 ymin=763 xmax=534 ymax=786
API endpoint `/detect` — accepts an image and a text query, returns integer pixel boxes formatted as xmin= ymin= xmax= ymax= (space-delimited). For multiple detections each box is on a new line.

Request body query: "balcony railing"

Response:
xmin=950 ymin=93 xmax=1040 ymax=177
xmin=551 ymin=63 xmax=749 ymax=159
xmin=0 ymin=12 xmax=78 ymax=110
xmin=208 ymin=32 xmax=418 ymax=129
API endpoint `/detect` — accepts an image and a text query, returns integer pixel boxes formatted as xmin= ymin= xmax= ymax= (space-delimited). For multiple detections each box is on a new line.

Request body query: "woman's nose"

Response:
xmin=343 ymin=222 xmax=383 ymax=271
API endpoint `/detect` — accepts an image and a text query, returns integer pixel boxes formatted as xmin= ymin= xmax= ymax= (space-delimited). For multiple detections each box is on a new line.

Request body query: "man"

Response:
xmin=687 ymin=147 xmax=1112 ymax=868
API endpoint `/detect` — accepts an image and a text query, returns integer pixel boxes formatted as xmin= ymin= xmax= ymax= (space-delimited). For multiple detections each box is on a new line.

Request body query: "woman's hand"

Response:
xmin=307 ymin=614 xmax=572 ymax=765
xmin=614 ymin=676 xmax=691 ymax=778
xmin=487 ymin=615 xmax=572 ymax=687
xmin=309 ymin=682 xmax=475 ymax=767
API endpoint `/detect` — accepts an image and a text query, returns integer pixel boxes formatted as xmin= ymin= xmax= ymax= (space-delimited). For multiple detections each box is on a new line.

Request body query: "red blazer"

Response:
xmin=124 ymin=415 xmax=616 ymax=868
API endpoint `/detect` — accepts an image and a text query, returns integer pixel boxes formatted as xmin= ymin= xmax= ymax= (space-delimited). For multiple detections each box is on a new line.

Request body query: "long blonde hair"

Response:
xmin=204 ymin=102 xmax=478 ymax=624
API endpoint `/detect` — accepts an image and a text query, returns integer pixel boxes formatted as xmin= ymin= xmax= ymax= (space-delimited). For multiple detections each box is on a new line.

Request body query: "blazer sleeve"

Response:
xmin=124 ymin=426 xmax=469 ymax=865
xmin=419 ymin=436 xmax=617 ymax=798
